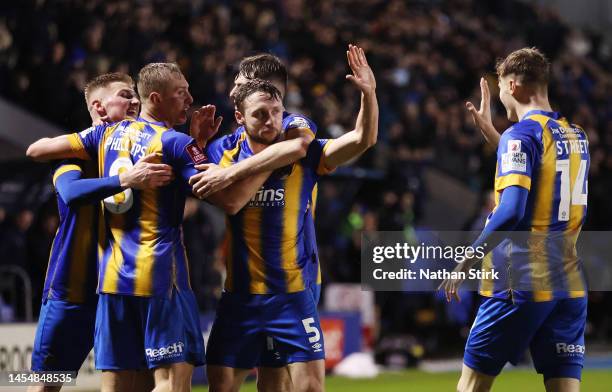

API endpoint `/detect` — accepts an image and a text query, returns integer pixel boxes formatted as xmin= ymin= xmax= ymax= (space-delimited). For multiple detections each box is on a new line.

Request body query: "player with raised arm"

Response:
xmin=188 ymin=52 xmax=328 ymax=390
xmin=189 ymin=53 xmax=317 ymax=200
xmin=440 ymin=48 xmax=589 ymax=392
xmin=25 ymin=63 xmax=269 ymax=392
xmin=204 ymin=44 xmax=377 ymax=392
xmin=190 ymin=52 xmax=325 ymax=297
xmin=27 ymin=72 xmax=170 ymax=392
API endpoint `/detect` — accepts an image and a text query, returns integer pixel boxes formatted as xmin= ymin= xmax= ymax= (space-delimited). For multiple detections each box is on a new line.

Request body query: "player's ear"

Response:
xmin=149 ymin=92 xmax=161 ymax=105
xmin=91 ymin=99 xmax=106 ymax=117
xmin=235 ymin=109 xmax=245 ymax=125
xmin=509 ymin=79 xmax=517 ymax=95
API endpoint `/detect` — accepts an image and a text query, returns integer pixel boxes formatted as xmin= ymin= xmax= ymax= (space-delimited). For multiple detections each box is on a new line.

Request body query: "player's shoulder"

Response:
xmin=52 ymin=159 xmax=86 ymax=186
xmin=208 ymin=131 xmax=246 ymax=151
xmin=80 ymin=119 xmax=134 ymax=136
xmin=160 ymin=129 xmax=193 ymax=145
xmin=501 ymin=119 xmax=543 ymax=145
xmin=283 ymin=111 xmax=317 ymax=132
xmin=53 ymin=158 xmax=84 ymax=173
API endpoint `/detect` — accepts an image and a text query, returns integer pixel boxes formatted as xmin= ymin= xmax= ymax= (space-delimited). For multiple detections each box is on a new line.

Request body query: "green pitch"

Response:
xmin=193 ymin=369 xmax=612 ymax=391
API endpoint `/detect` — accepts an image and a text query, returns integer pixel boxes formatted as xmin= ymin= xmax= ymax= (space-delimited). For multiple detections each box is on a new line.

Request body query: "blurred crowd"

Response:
xmin=1 ymin=0 xmax=612 ymax=351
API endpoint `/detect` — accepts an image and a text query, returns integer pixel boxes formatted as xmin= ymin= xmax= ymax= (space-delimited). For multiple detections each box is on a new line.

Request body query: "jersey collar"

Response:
xmin=522 ymin=109 xmax=560 ymax=120
xmin=137 ymin=116 xmax=167 ymax=127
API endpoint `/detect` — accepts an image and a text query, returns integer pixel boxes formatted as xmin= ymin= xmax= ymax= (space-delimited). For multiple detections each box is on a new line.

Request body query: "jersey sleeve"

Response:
xmin=495 ymin=121 xmax=541 ymax=192
xmin=53 ymin=161 xmax=83 ymax=187
xmin=303 ymin=138 xmax=335 ymax=176
xmin=284 ymin=113 xmax=318 ymax=138
xmin=204 ymin=133 xmax=244 ymax=167
xmin=53 ymin=161 xmax=122 ymax=206
xmin=162 ymin=131 xmax=208 ymax=193
xmin=204 ymin=135 xmax=230 ymax=165
xmin=66 ymin=124 xmax=107 ymax=160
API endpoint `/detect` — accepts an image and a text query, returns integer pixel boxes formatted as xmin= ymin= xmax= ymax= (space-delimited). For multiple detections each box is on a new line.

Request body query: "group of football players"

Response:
xmin=23 ymin=32 xmax=590 ymax=392
xmin=24 ymin=44 xmax=377 ymax=392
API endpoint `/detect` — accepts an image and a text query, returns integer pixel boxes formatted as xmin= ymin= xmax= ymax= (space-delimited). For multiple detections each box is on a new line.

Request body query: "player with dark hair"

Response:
xmin=204 ymin=44 xmax=378 ymax=392
xmin=27 ymin=72 xmax=170 ymax=392
xmin=190 ymin=51 xmax=323 ymax=299
xmin=189 ymin=53 xmax=317 ymax=199
xmin=441 ymin=47 xmax=589 ymax=392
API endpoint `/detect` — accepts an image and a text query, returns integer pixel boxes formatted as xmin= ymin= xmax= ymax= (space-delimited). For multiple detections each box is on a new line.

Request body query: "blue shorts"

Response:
xmin=206 ymin=287 xmax=325 ymax=369
xmin=31 ymin=299 xmax=96 ymax=372
xmin=95 ymin=289 xmax=205 ymax=370
xmin=465 ymin=296 xmax=587 ymax=381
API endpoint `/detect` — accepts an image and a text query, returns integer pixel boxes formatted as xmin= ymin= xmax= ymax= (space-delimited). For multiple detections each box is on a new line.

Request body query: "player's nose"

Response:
xmin=185 ymin=90 xmax=194 ymax=105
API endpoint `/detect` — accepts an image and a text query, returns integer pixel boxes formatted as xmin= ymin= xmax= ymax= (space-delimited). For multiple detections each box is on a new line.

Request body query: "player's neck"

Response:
xmin=515 ymin=96 xmax=553 ymax=121
xmin=140 ymin=106 xmax=171 ymax=128
xmin=245 ymin=134 xmax=268 ymax=154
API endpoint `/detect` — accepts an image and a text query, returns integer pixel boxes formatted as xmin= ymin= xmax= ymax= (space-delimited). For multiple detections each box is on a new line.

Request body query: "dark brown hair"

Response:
xmin=84 ymin=72 xmax=133 ymax=106
xmin=496 ymin=47 xmax=550 ymax=86
xmin=238 ymin=54 xmax=288 ymax=92
xmin=233 ymin=79 xmax=282 ymax=112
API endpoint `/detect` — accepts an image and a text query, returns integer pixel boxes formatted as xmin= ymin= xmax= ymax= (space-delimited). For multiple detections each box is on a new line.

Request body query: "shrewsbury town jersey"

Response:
xmin=66 ymin=118 xmax=205 ymax=298
xmin=206 ymin=113 xmax=330 ymax=294
xmin=43 ymin=160 xmax=99 ymax=304
xmin=481 ymin=110 xmax=589 ymax=302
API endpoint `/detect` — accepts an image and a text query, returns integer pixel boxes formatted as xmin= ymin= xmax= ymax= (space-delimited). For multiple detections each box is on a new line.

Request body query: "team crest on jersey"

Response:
xmin=185 ymin=142 xmax=207 ymax=164
xmin=287 ymin=116 xmax=310 ymax=130
xmin=508 ymin=139 xmax=521 ymax=152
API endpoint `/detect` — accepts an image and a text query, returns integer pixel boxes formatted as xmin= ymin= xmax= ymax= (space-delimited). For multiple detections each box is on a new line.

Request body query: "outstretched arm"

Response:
xmin=54 ymin=154 xmax=173 ymax=207
xmin=319 ymin=44 xmax=378 ymax=169
xmin=439 ymin=185 xmax=529 ymax=302
xmin=189 ymin=127 xmax=312 ymax=199
xmin=466 ymin=77 xmax=500 ymax=147
xmin=26 ymin=135 xmax=87 ymax=162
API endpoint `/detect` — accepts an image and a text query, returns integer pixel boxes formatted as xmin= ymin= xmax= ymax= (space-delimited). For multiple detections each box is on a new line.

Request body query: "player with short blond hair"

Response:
xmin=27 ymin=72 xmax=170 ymax=392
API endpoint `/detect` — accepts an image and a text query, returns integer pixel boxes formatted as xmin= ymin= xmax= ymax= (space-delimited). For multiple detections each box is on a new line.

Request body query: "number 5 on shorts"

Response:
xmin=302 ymin=318 xmax=321 ymax=343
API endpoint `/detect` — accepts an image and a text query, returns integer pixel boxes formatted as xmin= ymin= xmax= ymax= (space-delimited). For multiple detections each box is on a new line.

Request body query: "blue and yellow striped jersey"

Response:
xmin=66 ymin=118 xmax=205 ymax=298
xmin=481 ymin=110 xmax=589 ymax=302
xmin=206 ymin=123 xmax=331 ymax=294
xmin=43 ymin=160 xmax=99 ymax=304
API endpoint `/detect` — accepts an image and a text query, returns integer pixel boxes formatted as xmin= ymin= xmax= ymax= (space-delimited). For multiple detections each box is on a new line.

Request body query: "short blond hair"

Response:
xmin=137 ymin=62 xmax=184 ymax=102
xmin=84 ymin=72 xmax=133 ymax=106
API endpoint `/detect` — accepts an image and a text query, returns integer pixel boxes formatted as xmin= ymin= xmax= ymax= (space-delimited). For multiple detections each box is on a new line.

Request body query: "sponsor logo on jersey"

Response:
xmin=79 ymin=127 xmax=95 ymax=138
xmin=501 ymin=140 xmax=527 ymax=173
xmin=311 ymin=342 xmax=323 ymax=352
xmin=555 ymin=342 xmax=585 ymax=357
xmin=145 ymin=342 xmax=185 ymax=361
xmin=248 ymin=186 xmax=285 ymax=207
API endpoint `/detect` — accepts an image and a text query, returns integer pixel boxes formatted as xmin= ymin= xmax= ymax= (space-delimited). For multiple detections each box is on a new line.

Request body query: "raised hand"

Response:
xmin=119 ymin=153 xmax=174 ymax=189
xmin=346 ymin=44 xmax=376 ymax=93
xmin=466 ymin=77 xmax=500 ymax=146
xmin=190 ymin=105 xmax=223 ymax=149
